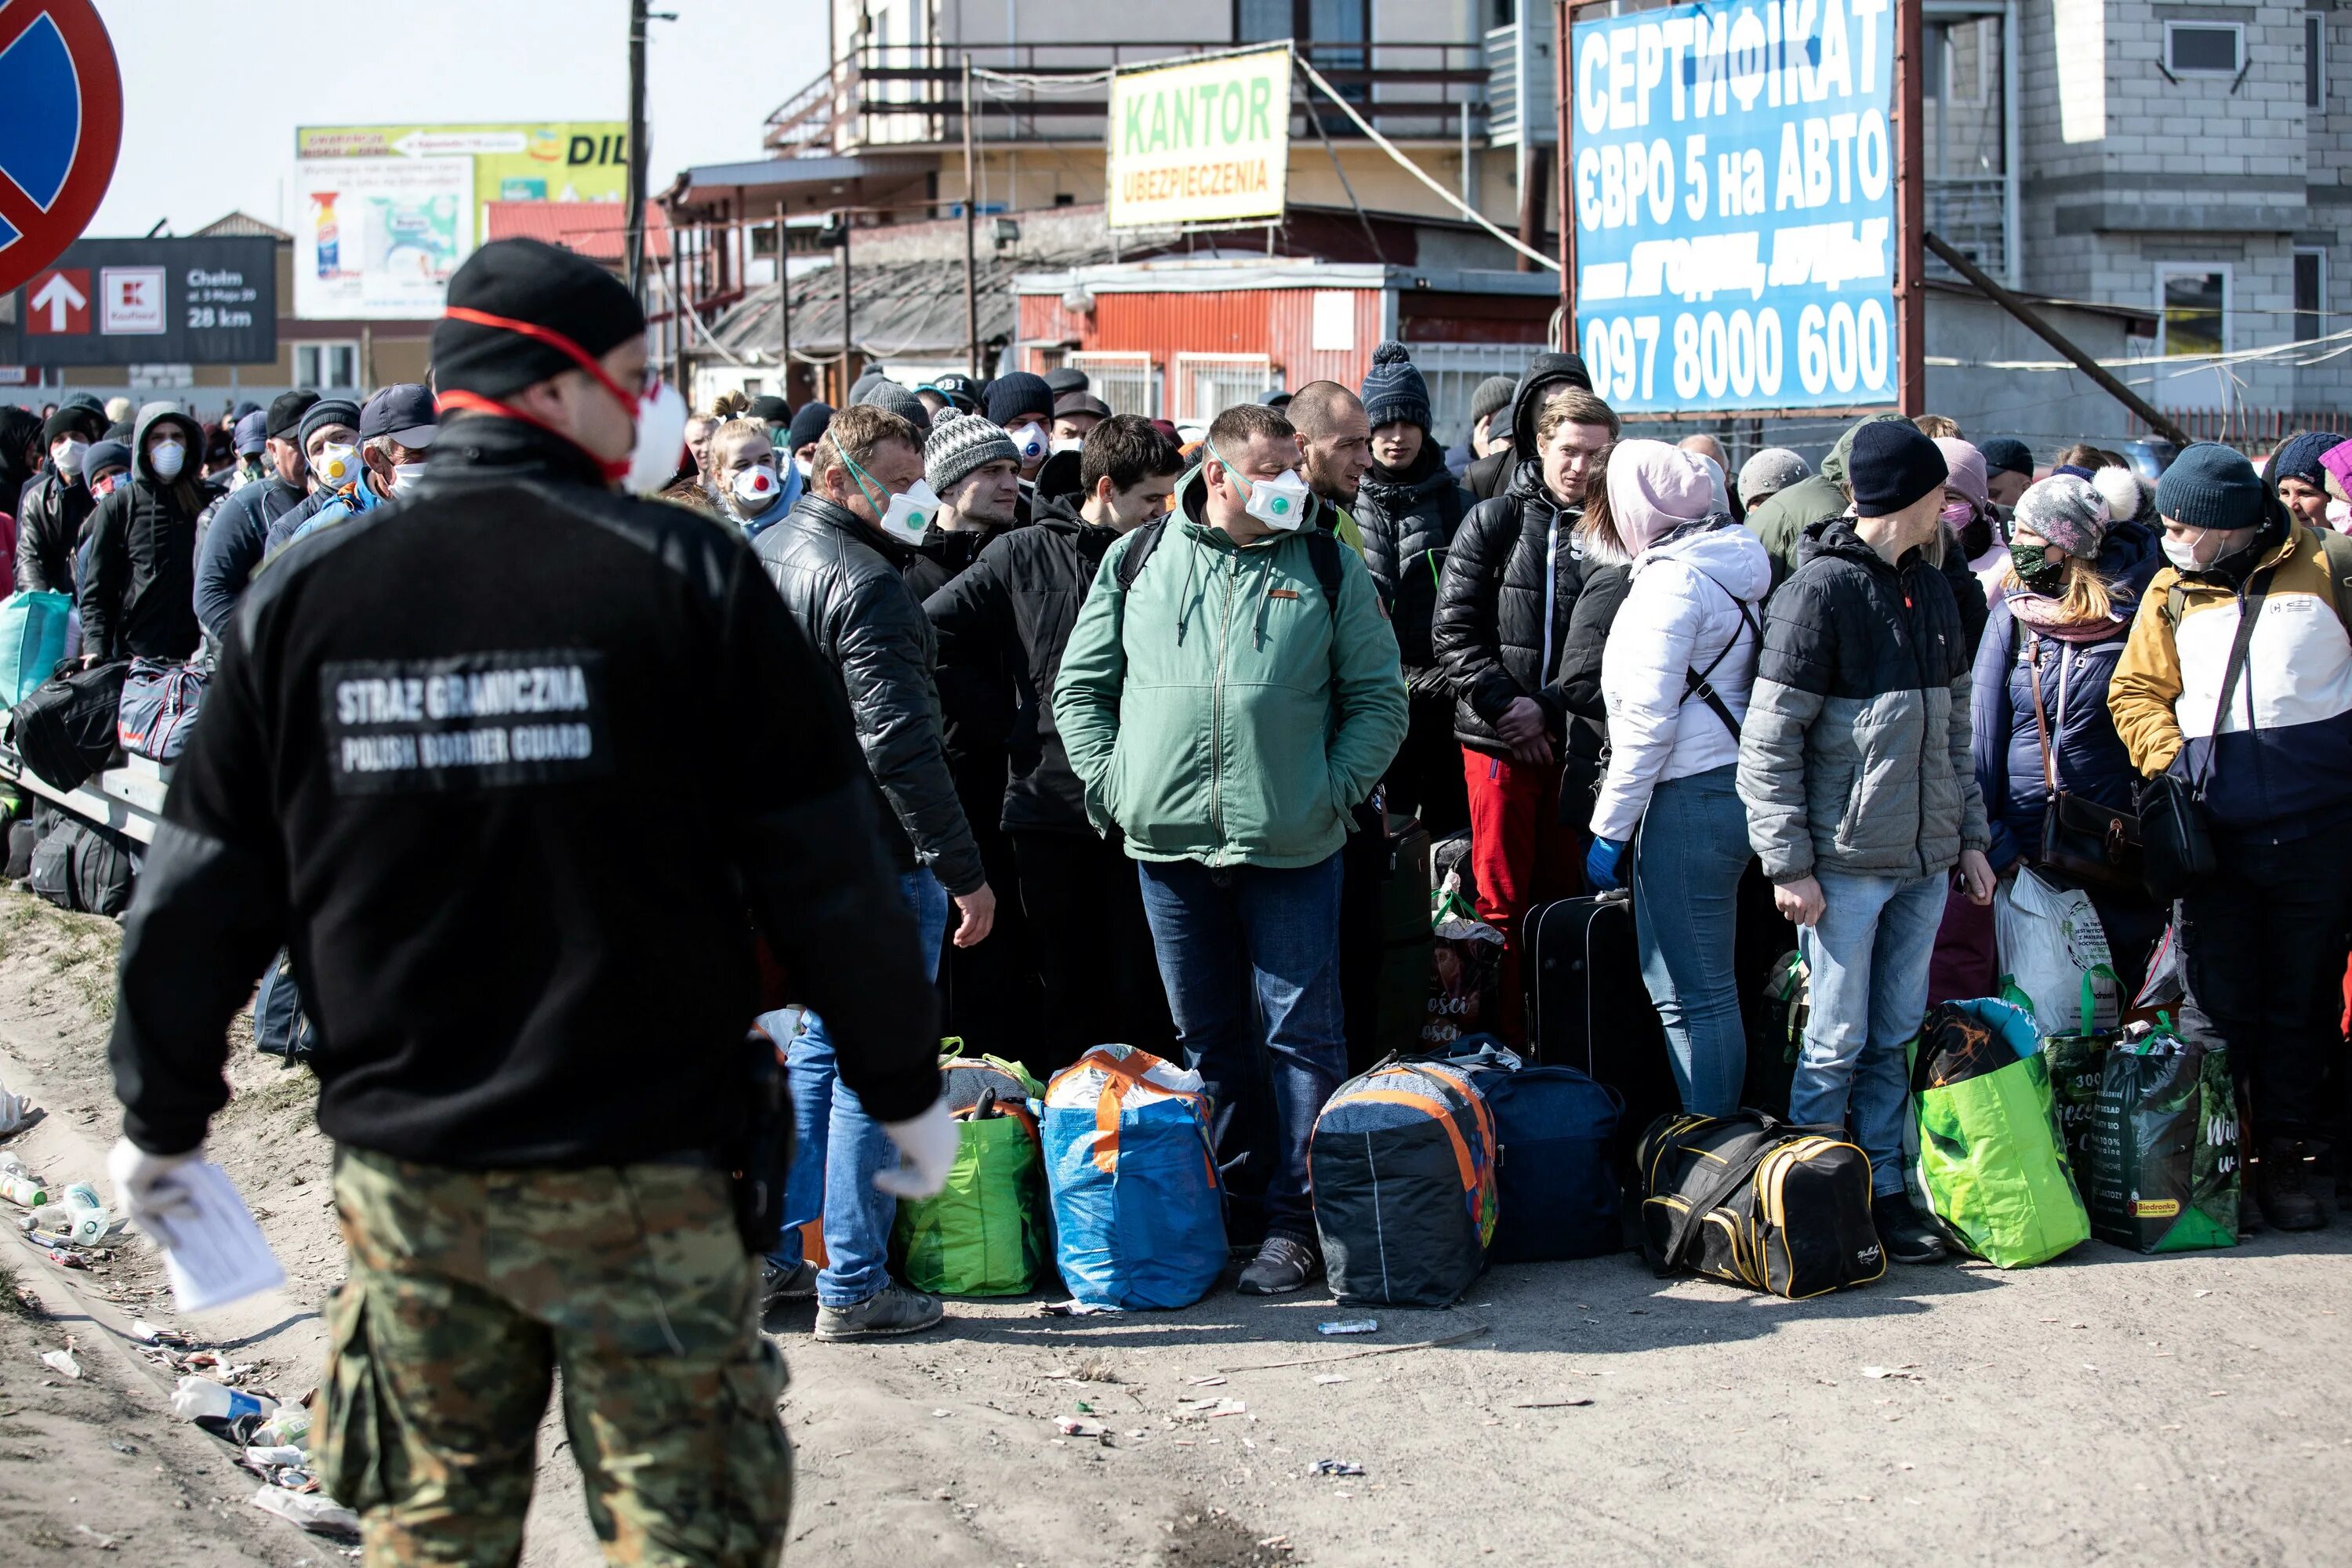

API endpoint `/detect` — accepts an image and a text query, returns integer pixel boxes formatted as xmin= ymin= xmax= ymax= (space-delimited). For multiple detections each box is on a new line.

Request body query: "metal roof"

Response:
xmin=1012 ymin=260 xmax=1562 ymax=296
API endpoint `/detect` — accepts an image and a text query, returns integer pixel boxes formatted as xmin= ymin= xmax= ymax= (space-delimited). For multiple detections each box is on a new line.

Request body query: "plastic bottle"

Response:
xmin=172 ymin=1375 xmax=278 ymax=1424
xmin=0 ymin=1155 xmax=45 ymax=1209
xmin=314 ymin=193 xmax=340 ymax=278
xmin=255 ymin=1406 xmax=311 ymax=1447
xmin=44 ymin=1185 xmax=107 ymax=1247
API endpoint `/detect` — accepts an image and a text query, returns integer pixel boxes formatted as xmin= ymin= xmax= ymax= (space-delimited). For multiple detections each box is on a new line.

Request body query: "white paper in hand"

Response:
xmin=148 ymin=1160 xmax=285 ymax=1314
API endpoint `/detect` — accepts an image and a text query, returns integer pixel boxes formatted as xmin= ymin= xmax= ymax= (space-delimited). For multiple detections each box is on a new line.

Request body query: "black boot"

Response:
xmin=2256 ymin=1138 xmax=2327 ymax=1232
xmin=1871 ymin=1193 xmax=1949 ymax=1265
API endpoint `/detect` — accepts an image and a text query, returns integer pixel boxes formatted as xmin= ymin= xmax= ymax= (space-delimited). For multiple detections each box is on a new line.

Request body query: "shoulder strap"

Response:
xmin=1679 ymin=575 xmax=1764 ymax=739
xmin=2203 ymin=572 xmax=2274 ymax=793
xmin=2027 ymin=634 xmax=2058 ymax=797
xmin=1305 ymin=527 xmax=1345 ymax=623
xmin=1112 ymin=517 xmax=1167 ymax=592
xmin=1657 ymin=1122 xmax=1781 ymax=1274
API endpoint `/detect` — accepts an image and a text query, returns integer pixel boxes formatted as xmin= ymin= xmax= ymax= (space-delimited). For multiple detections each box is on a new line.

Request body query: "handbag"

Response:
xmin=2027 ymin=636 xmax=2141 ymax=892
xmin=2137 ymin=572 xmax=2270 ymax=900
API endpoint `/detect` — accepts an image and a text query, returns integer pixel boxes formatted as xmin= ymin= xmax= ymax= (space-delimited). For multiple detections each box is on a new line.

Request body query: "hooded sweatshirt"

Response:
xmin=1465 ymin=353 xmax=1592 ymax=503
xmin=79 ymin=403 xmax=207 ymax=663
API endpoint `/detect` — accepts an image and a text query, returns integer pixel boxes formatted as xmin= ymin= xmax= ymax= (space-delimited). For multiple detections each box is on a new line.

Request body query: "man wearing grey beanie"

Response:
xmin=1448 ymin=374 xmax=1519 ymax=478
xmin=854 ymin=378 xmax=933 ymax=440
xmin=905 ymin=412 xmax=1022 ymax=604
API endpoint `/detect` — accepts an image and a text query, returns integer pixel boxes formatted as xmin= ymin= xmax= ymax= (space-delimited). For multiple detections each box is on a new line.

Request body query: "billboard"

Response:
xmin=294 ymin=158 xmax=474 ymax=321
xmin=1570 ymin=2 xmax=1896 ymax=414
xmin=2 ymin=238 xmax=276 ymax=366
xmin=296 ymin=123 xmax=630 ymax=206
xmin=1107 ymin=46 xmax=1291 ymax=230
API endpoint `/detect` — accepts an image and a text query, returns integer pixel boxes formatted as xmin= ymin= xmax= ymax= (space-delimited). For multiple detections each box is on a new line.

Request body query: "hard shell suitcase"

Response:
xmin=1523 ymin=891 xmax=1676 ymax=1154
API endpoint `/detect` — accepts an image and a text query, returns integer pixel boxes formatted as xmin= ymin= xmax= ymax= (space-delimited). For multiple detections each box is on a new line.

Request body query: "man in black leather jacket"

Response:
xmin=14 ymin=405 xmax=106 ymax=593
xmin=754 ymin=401 xmax=996 ymax=1339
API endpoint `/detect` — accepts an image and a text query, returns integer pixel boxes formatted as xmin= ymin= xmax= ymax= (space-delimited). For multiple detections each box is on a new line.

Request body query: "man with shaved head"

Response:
xmin=1286 ymin=381 xmax=1371 ymax=553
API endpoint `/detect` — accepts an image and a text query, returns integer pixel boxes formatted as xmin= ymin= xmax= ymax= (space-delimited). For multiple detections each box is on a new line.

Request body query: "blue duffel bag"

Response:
xmin=1439 ymin=1035 xmax=1624 ymax=1262
xmin=0 ymin=590 xmax=71 ymax=706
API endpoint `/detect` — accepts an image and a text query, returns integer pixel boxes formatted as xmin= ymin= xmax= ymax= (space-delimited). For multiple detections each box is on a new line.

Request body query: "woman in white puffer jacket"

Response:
xmin=1584 ymin=440 xmax=1773 ymax=1115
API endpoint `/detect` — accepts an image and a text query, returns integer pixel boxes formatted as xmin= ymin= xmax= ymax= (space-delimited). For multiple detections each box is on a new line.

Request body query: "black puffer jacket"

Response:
xmin=755 ymin=493 xmax=988 ymax=895
xmin=1548 ymin=559 xmax=1630 ymax=815
xmin=13 ymin=468 xmax=93 ymax=593
xmin=924 ymin=495 xmax=1123 ymax=835
xmin=1432 ymin=459 xmax=1587 ymax=755
xmin=80 ymin=405 xmax=207 ymax=663
xmin=1356 ymin=445 xmax=1472 ymax=698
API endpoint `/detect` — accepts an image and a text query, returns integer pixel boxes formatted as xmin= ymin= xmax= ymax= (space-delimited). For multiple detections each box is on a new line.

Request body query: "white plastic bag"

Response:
xmin=1994 ymin=866 xmax=2119 ymax=1036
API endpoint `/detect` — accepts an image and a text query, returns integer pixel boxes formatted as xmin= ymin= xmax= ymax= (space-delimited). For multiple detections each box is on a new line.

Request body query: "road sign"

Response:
xmin=0 ymin=237 xmax=276 ymax=365
xmin=25 ymin=265 xmax=87 ymax=334
xmin=0 ymin=1 xmax=125 ymax=298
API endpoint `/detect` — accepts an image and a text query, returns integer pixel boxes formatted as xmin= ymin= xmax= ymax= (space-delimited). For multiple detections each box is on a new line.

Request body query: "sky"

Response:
xmin=87 ymin=0 xmax=829 ymax=236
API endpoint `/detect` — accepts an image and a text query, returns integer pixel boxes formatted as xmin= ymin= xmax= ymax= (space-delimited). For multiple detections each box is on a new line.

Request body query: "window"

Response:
xmin=2296 ymin=248 xmax=2328 ymax=343
xmin=1923 ymin=24 xmax=1944 ymax=102
xmin=295 ymin=341 xmax=359 ymax=390
xmin=2156 ymin=267 xmax=2229 ymax=358
xmin=2166 ymin=23 xmax=2243 ymax=76
xmin=2310 ymin=13 xmax=2328 ymax=111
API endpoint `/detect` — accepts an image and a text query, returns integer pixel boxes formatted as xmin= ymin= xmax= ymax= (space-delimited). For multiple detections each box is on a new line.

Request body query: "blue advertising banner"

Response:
xmin=1570 ymin=0 xmax=1896 ymax=414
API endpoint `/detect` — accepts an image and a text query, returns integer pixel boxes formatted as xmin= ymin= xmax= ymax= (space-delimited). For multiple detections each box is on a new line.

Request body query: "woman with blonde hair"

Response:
xmin=1968 ymin=473 xmax=2165 ymax=989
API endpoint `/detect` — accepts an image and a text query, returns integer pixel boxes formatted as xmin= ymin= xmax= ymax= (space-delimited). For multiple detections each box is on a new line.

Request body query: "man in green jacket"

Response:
xmin=1054 ymin=401 xmax=1407 ymax=1294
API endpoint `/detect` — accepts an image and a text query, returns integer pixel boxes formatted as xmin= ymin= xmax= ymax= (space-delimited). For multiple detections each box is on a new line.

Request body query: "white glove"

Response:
xmin=873 ymin=1100 xmax=959 ymax=1200
xmin=108 ymin=1136 xmax=201 ymax=1243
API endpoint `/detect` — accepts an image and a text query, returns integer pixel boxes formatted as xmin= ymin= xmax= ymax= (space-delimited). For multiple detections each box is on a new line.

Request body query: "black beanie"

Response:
xmin=786 ymin=401 xmax=834 ymax=452
xmin=42 ymin=407 xmax=100 ymax=445
xmin=267 ymin=389 xmax=319 ymax=440
xmin=985 ymin=372 xmax=1054 ymax=426
xmin=1848 ymin=421 xmax=1949 ymax=517
xmin=432 ymin=238 xmax=647 ymax=400
xmin=748 ymin=394 xmax=792 ymax=424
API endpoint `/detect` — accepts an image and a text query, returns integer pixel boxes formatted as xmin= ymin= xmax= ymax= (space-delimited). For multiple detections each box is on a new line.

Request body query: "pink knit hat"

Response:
xmin=1933 ymin=437 xmax=1988 ymax=509
xmin=1605 ymin=438 xmax=1716 ymax=554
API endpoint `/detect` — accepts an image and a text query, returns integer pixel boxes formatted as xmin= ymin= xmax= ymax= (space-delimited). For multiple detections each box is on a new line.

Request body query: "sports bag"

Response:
xmin=1910 ymin=1000 xmax=2089 ymax=1269
xmin=5 ymin=659 xmax=127 ymax=792
xmin=24 ymin=815 xmax=138 ymax=916
xmin=1439 ymin=1036 xmax=1621 ymax=1263
xmin=115 ymin=658 xmax=208 ymax=763
xmin=1639 ymin=1112 xmax=1885 ymax=1298
xmin=1311 ymin=1058 xmax=1498 ymax=1305
xmin=1041 ymin=1045 xmax=1225 ymax=1309
xmin=27 ymin=818 xmax=80 ymax=910
xmin=0 ymin=591 xmax=71 ymax=706
xmin=2087 ymin=1025 xmax=2238 ymax=1254
xmin=891 ymin=1044 xmax=1050 ymax=1298
xmin=253 ymin=947 xmax=318 ymax=1062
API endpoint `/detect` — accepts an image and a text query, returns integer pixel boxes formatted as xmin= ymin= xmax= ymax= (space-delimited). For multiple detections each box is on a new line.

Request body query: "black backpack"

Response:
xmin=1114 ymin=516 xmax=1347 ymax=619
xmin=6 ymin=659 xmax=128 ymax=792
xmin=26 ymin=815 xmax=139 ymax=916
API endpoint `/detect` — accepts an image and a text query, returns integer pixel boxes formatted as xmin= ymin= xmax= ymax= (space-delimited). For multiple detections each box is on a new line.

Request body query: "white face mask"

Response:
xmin=314 ymin=443 xmax=361 ymax=488
xmin=147 ymin=440 xmax=187 ymax=481
xmin=731 ymin=463 xmax=782 ymax=511
xmin=53 ymin=439 xmax=87 ymax=477
xmin=793 ymin=455 xmax=813 ymax=481
xmin=1213 ymin=443 xmax=1310 ymax=532
xmin=2161 ymin=528 xmax=2227 ymax=572
xmin=880 ymin=479 xmax=942 ymax=542
xmin=620 ymin=380 xmax=690 ymax=497
xmin=1009 ymin=422 xmax=1048 ymax=465
xmin=1050 ymin=436 xmax=1084 ymax=456
xmin=389 ymin=463 xmax=430 ymax=495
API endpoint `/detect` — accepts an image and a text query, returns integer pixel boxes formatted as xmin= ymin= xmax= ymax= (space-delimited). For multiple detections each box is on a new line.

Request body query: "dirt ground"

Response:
xmin=0 ymin=885 xmax=2347 ymax=1567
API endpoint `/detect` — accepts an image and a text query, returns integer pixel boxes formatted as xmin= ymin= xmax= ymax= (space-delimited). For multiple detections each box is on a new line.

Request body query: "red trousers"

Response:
xmin=1463 ymin=747 xmax=1584 ymax=1047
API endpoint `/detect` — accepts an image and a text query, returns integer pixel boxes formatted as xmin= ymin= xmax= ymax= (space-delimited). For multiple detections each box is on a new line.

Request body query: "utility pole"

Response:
xmin=840 ymin=213 xmax=854 ymax=401
xmin=625 ymin=0 xmax=650 ymax=300
xmin=1555 ymin=0 xmax=1574 ymax=342
xmin=963 ymin=53 xmax=981 ymax=378
xmin=775 ymin=201 xmax=793 ymax=402
xmin=1892 ymin=0 xmax=1926 ymax=416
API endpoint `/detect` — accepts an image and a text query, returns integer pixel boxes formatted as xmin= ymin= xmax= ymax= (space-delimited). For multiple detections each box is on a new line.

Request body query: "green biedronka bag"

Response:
xmin=1911 ymin=999 xmax=2089 ymax=1269
xmin=2085 ymin=1029 xmax=2238 ymax=1254
xmin=889 ymin=1044 xmax=1051 ymax=1296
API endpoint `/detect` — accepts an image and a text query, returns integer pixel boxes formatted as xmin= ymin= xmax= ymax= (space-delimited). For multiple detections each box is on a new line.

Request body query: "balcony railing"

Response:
xmin=765 ymin=41 xmax=1490 ymax=157
xmin=1924 ymin=176 xmax=2009 ymax=284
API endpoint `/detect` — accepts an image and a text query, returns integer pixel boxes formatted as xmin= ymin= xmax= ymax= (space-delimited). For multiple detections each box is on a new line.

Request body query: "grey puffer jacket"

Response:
xmin=1736 ymin=517 xmax=1988 ymax=883
xmin=755 ymin=492 xmax=988 ymax=895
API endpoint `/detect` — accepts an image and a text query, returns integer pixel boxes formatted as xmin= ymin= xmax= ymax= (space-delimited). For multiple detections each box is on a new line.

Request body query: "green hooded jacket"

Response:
xmin=1743 ymin=412 xmax=1911 ymax=583
xmin=1052 ymin=469 xmax=1407 ymax=869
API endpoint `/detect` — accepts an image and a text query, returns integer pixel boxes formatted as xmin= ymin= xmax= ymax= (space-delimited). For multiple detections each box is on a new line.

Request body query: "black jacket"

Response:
xmin=80 ymin=405 xmax=207 ymax=663
xmin=1431 ymin=460 xmax=1586 ymax=754
xmin=1356 ymin=446 xmax=1472 ymax=698
xmin=14 ymin=469 xmax=93 ymax=593
xmin=1550 ymin=560 xmax=1630 ymax=811
xmin=1463 ymin=352 xmax=1591 ymax=503
xmin=193 ymin=474 xmax=307 ymax=637
xmin=925 ymin=497 xmax=1122 ymax=836
xmin=107 ymin=416 xmax=940 ymax=1165
xmin=902 ymin=521 xmax=1002 ymax=604
xmin=756 ymin=493 xmax=988 ymax=895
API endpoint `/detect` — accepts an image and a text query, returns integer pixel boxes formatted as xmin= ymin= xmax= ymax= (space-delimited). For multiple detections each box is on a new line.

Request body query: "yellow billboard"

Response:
xmin=1107 ymin=47 xmax=1291 ymax=229
xmin=296 ymin=122 xmax=631 ymax=208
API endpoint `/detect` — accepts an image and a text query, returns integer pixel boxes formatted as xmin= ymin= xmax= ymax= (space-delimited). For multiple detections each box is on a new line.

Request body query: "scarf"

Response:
xmin=2005 ymin=585 xmax=2132 ymax=644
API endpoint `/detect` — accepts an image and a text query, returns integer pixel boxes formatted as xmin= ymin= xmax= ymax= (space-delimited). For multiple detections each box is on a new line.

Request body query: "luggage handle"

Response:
xmin=1653 ymin=1124 xmax=1780 ymax=1276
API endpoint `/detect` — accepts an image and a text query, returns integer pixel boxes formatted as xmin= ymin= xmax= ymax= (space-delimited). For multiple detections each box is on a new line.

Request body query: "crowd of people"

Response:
xmin=11 ymin=263 xmax=2350 ymax=1324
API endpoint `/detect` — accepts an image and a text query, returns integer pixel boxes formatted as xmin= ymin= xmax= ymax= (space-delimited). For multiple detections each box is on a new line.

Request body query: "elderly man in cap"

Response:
xmin=14 ymin=402 xmax=107 ymax=593
xmin=194 ymin=390 xmax=322 ymax=639
xmin=257 ymin=394 xmax=380 ymax=554
xmin=106 ymin=236 xmax=948 ymax=1563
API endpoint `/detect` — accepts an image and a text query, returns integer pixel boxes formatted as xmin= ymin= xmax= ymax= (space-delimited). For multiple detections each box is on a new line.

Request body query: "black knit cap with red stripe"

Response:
xmin=430 ymin=239 xmax=648 ymax=400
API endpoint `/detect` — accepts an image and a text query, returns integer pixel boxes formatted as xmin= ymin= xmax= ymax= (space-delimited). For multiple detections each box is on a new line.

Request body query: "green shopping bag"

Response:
xmin=1910 ymin=999 xmax=2089 ymax=1269
xmin=2012 ymin=972 xmax=2124 ymax=1181
xmin=2085 ymin=1026 xmax=2238 ymax=1254
xmin=889 ymin=1044 xmax=1051 ymax=1296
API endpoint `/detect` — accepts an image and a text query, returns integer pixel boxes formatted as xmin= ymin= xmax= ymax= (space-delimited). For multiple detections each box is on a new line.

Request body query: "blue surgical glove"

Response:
xmin=1584 ymin=836 xmax=1628 ymax=893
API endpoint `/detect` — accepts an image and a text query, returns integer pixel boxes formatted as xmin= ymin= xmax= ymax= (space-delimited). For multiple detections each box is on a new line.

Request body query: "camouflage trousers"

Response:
xmin=318 ymin=1148 xmax=792 ymax=1568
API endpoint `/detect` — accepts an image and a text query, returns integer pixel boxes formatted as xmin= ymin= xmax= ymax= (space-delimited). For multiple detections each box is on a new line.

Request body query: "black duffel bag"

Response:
xmin=5 ymin=659 xmax=128 ymax=792
xmin=1638 ymin=1110 xmax=1886 ymax=1299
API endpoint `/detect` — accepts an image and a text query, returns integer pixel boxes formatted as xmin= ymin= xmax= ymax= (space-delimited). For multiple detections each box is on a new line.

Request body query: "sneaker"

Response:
xmin=1871 ymin=1194 xmax=1949 ymax=1266
xmin=760 ymin=1258 xmax=817 ymax=1309
xmin=813 ymin=1283 xmax=945 ymax=1341
xmin=1236 ymin=1233 xmax=1321 ymax=1296
xmin=2256 ymin=1138 xmax=2327 ymax=1232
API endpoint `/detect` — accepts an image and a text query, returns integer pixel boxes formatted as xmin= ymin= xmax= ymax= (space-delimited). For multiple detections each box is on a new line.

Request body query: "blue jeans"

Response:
xmin=1789 ymin=866 xmax=1946 ymax=1197
xmin=1630 ymin=765 xmax=1749 ymax=1117
xmin=1136 ymin=853 xmax=1348 ymax=1242
xmin=772 ymin=869 xmax=949 ymax=1307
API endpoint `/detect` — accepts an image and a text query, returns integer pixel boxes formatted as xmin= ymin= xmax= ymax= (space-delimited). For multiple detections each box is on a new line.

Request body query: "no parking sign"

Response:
xmin=0 ymin=0 xmax=124 ymax=298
